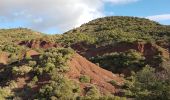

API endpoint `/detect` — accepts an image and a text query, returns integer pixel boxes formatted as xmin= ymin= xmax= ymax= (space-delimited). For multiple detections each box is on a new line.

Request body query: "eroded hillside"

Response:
xmin=0 ymin=16 xmax=170 ymax=99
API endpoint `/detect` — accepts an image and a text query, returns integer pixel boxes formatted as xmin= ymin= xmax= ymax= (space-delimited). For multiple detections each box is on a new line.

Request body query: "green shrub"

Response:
xmin=79 ymin=75 xmax=91 ymax=83
xmin=124 ymin=66 xmax=170 ymax=100
xmin=32 ymin=76 xmax=38 ymax=83
xmin=90 ymin=50 xmax=145 ymax=73
xmin=39 ymin=48 xmax=74 ymax=73
xmin=28 ymin=61 xmax=37 ymax=67
xmin=85 ymin=85 xmax=100 ymax=99
xmin=38 ymin=76 xmax=80 ymax=99
xmin=0 ymin=87 xmax=13 ymax=100
xmin=8 ymin=81 xmax=18 ymax=89
xmin=44 ymin=63 xmax=55 ymax=73
xmin=12 ymin=66 xmax=32 ymax=76
xmin=109 ymin=80 xmax=117 ymax=86
xmin=27 ymin=76 xmax=38 ymax=88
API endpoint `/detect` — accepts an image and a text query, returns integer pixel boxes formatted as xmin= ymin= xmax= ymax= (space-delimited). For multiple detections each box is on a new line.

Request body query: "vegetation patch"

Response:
xmin=79 ymin=75 xmax=91 ymax=83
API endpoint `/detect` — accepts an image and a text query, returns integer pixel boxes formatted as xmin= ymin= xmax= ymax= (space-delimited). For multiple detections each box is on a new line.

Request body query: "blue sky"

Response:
xmin=0 ymin=0 xmax=170 ymax=34
xmin=104 ymin=0 xmax=170 ymax=25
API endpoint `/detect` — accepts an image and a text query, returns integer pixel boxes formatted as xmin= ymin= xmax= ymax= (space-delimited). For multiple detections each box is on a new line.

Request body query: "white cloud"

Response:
xmin=0 ymin=0 xmax=139 ymax=33
xmin=103 ymin=0 xmax=139 ymax=4
xmin=146 ymin=14 xmax=170 ymax=21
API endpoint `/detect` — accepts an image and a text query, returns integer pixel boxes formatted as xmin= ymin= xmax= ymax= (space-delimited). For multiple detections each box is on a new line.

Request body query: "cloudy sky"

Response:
xmin=0 ymin=0 xmax=170 ymax=34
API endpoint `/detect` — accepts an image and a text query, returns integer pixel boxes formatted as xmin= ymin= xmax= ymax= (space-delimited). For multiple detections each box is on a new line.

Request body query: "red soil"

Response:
xmin=0 ymin=52 xmax=9 ymax=65
xmin=16 ymin=76 xmax=30 ymax=89
xmin=67 ymin=53 xmax=124 ymax=95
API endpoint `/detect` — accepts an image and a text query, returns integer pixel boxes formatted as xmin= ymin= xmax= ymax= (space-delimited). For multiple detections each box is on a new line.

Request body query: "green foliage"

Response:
xmin=1 ymin=16 xmax=170 ymax=99
xmin=12 ymin=66 xmax=32 ymax=76
xmin=39 ymin=47 xmax=74 ymax=73
xmin=109 ymin=80 xmax=118 ymax=86
xmin=57 ymin=33 xmax=96 ymax=46
xmin=27 ymin=76 xmax=39 ymax=88
xmin=90 ymin=50 xmax=145 ymax=73
xmin=64 ymin=16 xmax=170 ymax=46
xmin=38 ymin=75 xmax=80 ymax=99
xmin=0 ymin=87 xmax=13 ymax=100
xmin=80 ymin=95 xmax=127 ymax=100
xmin=0 ymin=81 xmax=18 ymax=100
xmin=0 ymin=28 xmax=42 ymax=42
xmin=124 ymin=66 xmax=170 ymax=100
xmin=79 ymin=75 xmax=91 ymax=83
xmin=28 ymin=60 xmax=37 ymax=67
xmin=152 ymin=54 xmax=164 ymax=66
xmin=85 ymin=85 xmax=101 ymax=99
xmin=44 ymin=63 xmax=55 ymax=73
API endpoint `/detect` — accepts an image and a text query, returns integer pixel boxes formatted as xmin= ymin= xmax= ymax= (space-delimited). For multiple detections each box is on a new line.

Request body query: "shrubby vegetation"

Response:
xmin=38 ymin=75 xmax=80 ymax=99
xmin=79 ymin=75 xmax=91 ymax=83
xmin=57 ymin=33 xmax=96 ymax=46
xmin=90 ymin=50 xmax=145 ymax=73
xmin=64 ymin=16 xmax=170 ymax=46
xmin=38 ymin=47 xmax=74 ymax=73
xmin=0 ymin=16 xmax=170 ymax=100
xmin=12 ymin=65 xmax=32 ymax=76
xmin=0 ymin=47 xmax=77 ymax=99
xmin=124 ymin=66 xmax=170 ymax=100
xmin=0 ymin=81 xmax=18 ymax=100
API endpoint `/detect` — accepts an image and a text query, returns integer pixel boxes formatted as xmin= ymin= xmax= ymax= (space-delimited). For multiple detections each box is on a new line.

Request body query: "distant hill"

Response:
xmin=61 ymin=16 xmax=170 ymax=46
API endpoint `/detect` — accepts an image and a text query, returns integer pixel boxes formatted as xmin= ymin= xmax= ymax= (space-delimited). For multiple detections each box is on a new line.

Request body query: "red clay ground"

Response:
xmin=0 ymin=52 xmax=9 ymax=65
xmin=67 ymin=53 xmax=124 ymax=95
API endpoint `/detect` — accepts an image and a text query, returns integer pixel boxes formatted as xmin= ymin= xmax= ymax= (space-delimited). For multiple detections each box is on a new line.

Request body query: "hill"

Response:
xmin=60 ymin=16 xmax=170 ymax=46
xmin=58 ymin=16 xmax=170 ymax=73
xmin=0 ymin=16 xmax=170 ymax=99
xmin=0 ymin=27 xmax=124 ymax=99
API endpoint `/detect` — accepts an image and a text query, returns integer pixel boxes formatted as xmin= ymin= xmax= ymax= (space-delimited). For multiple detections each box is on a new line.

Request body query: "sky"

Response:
xmin=0 ymin=0 xmax=170 ymax=34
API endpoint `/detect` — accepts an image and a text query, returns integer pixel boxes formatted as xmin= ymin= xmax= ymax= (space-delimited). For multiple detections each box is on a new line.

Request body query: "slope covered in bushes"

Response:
xmin=0 ymin=16 xmax=170 ymax=100
xmin=61 ymin=16 xmax=170 ymax=75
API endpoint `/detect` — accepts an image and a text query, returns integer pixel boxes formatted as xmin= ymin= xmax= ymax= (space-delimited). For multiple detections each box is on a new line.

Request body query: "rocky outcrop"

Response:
xmin=19 ymin=39 xmax=61 ymax=49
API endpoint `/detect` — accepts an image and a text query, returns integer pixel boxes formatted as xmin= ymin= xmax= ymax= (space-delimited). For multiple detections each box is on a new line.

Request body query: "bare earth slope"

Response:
xmin=67 ymin=53 xmax=123 ymax=95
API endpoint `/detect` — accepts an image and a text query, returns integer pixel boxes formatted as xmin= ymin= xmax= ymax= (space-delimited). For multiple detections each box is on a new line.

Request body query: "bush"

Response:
xmin=124 ymin=66 xmax=170 ymax=100
xmin=44 ymin=63 xmax=55 ymax=73
xmin=90 ymin=50 xmax=145 ymax=73
xmin=38 ymin=76 xmax=80 ymax=99
xmin=39 ymin=48 xmax=74 ymax=73
xmin=27 ymin=76 xmax=38 ymax=88
xmin=85 ymin=85 xmax=100 ymax=99
xmin=79 ymin=75 xmax=91 ymax=83
xmin=12 ymin=66 xmax=32 ymax=76
xmin=109 ymin=80 xmax=118 ymax=86
xmin=0 ymin=87 xmax=13 ymax=100
xmin=28 ymin=61 xmax=37 ymax=67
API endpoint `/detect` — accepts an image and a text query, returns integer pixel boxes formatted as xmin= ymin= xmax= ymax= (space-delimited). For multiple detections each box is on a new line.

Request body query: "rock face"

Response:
xmin=67 ymin=53 xmax=123 ymax=95
xmin=19 ymin=39 xmax=61 ymax=49
xmin=0 ymin=52 xmax=9 ymax=65
xmin=71 ymin=42 xmax=169 ymax=60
